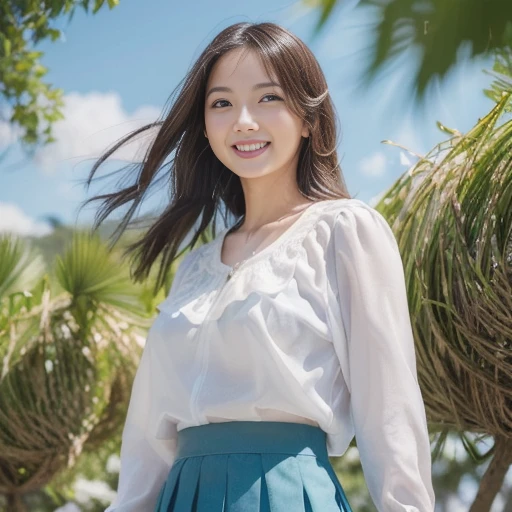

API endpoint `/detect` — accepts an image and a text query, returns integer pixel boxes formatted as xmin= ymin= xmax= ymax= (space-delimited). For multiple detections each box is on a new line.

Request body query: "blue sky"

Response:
xmin=0 ymin=0 xmax=497 ymax=236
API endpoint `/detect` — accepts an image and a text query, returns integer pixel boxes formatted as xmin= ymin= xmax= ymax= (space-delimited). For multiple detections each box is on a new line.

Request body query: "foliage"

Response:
xmin=484 ymin=47 xmax=512 ymax=111
xmin=0 ymin=236 xmax=44 ymax=299
xmin=0 ymin=220 xmax=206 ymax=510
xmin=0 ymin=232 xmax=150 ymax=510
xmin=307 ymin=0 xmax=512 ymax=100
xmin=374 ymin=86 xmax=512 ymax=510
xmin=0 ymin=0 xmax=120 ymax=150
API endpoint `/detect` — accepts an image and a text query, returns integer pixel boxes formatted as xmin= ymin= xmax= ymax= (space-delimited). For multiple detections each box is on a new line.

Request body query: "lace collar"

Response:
xmin=203 ymin=199 xmax=343 ymax=274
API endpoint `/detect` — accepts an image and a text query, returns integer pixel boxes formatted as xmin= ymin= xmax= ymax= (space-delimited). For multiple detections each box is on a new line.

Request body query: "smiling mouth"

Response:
xmin=232 ymin=142 xmax=270 ymax=151
xmin=231 ymin=142 xmax=271 ymax=158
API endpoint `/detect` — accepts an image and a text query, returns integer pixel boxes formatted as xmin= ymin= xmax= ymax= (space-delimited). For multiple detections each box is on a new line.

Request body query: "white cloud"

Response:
xmin=0 ymin=114 xmax=21 ymax=150
xmin=0 ymin=202 xmax=52 ymax=237
xmin=359 ymin=151 xmax=387 ymax=177
xmin=33 ymin=91 xmax=161 ymax=174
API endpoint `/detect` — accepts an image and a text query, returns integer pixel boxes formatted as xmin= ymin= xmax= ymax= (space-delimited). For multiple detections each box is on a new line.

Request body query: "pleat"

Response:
xmin=296 ymin=456 xmax=342 ymax=512
xmin=259 ymin=456 xmax=271 ymax=512
xmin=196 ymin=454 xmax=229 ymax=510
xmin=260 ymin=454 xmax=305 ymax=511
xmin=155 ymin=424 xmax=354 ymax=512
xmin=302 ymin=483 xmax=313 ymax=512
xmin=157 ymin=457 xmax=186 ymax=511
xmin=172 ymin=456 xmax=203 ymax=510
xmin=222 ymin=453 xmax=260 ymax=511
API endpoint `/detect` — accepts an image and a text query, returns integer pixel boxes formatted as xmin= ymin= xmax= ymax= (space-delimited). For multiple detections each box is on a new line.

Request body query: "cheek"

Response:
xmin=205 ymin=115 xmax=230 ymax=144
xmin=271 ymin=115 xmax=304 ymax=149
xmin=205 ymin=113 xmax=224 ymax=129
xmin=271 ymin=109 xmax=302 ymax=133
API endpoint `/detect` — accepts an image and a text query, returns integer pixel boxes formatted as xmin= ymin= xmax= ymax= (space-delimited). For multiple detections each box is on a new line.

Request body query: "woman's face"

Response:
xmin=204 ymin=48 xmax=309 ymax=181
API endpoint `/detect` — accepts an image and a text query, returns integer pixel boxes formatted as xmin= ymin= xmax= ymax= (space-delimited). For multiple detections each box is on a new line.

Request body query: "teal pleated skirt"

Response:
xmin=154 ymin=420 xmax=353 ymax=511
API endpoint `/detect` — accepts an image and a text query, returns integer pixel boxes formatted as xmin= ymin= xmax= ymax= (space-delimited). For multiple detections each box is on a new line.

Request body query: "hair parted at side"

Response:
xmin=83 ymin=21 xmax=351 ymax=292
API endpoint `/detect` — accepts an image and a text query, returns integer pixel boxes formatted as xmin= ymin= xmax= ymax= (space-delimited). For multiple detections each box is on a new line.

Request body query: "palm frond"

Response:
xmin=0 ymin=235 xmax=45 ymax=300
xmin=375 ymin=91 xmax=512 ymax=507
xmin=308 ymin=0 xmax=512 ymax=99
xmin=55 ymin=232 xmax=145 ymax=318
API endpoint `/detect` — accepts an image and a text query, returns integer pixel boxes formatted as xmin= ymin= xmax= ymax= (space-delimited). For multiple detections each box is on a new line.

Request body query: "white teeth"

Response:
xmin=235 ymin=142 xmax=268 ymax=151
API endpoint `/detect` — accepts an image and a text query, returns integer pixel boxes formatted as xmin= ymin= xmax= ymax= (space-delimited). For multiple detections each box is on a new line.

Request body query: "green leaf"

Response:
xmin=47 ymin=28 xmax=62 ymax=42
xmin=307 ymin=0 xmax=512 ymax=100
xmin=3 ymin=39 xmax=12 ymax=58
xmin=55 ymin=232 xmax=144 ymax=316
xmin=0 ymin=0 xmax=121 ymax=149
xmin=0 ymin=236 xmax=46 ymax=300
xmin=483 ymin=47 xmax=512 ymax=111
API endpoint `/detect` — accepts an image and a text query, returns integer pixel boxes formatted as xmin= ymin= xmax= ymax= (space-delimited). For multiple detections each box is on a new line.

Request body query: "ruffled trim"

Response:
xmin=157 ymin=198 xmax=367 ymax=323
xmin=206 ymin=200 xmax=362 ymax=272
xmin=156 ymin=244 xmax=219 ymax=324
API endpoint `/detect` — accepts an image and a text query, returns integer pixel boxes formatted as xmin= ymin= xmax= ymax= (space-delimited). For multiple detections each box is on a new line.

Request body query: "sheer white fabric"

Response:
xmin=105 ymin=198 xmax=435 ymax=511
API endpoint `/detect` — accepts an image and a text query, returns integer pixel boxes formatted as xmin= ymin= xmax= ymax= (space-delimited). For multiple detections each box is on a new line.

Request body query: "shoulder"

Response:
xmin=171 ymin=226 xmax=228 ymax=281
xmin=309 ymin=198 xmax=397 ymax=255
xmin=313 ymin=198 xmax=390 ymax=234
xmin=331 ymin=197 xmax=391 ymax=227
xmin=178 ymin=225 xmax=227 ymax=265
xmin=319 ymin=197 xmax=384 ymax=219
xmin=160 ymin=239 xmax=213 ymax=309
xmin=174 ymin=237 xmax=210 ymax=276
xmin=170 ymin=236 xmax=211 ymax=287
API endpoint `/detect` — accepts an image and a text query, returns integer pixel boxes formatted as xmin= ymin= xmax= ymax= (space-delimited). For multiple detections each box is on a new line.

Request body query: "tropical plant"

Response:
xmin=0 ymin=232 xmax=159 ymax=511
xmin=0 ymin=0 xmax=120 ymax=150
xmin=307 ymin=0 xmax=512 ymax=100
xmin=372 ymin=86 xmax=512 ymax=510
xmin=484 ymin=47 xmax=512 ymax=112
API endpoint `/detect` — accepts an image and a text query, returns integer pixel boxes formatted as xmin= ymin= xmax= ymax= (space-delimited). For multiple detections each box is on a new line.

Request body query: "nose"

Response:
xmin=233 ymin=105 xmax=259 ymax=132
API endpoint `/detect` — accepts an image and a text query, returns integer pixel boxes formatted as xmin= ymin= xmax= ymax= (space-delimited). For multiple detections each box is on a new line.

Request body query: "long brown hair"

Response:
xmin=83 ymin=21 xmax=351 ymax=291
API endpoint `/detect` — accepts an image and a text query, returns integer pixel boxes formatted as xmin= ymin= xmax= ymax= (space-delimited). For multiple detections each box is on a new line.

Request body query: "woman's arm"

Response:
xmin=105 ymin=250 xmax=198 ymax=511
xmin=332 ymin=203 xmax=435 ymax=512
xmin=104 ymin=330 xmax=177 ymax=511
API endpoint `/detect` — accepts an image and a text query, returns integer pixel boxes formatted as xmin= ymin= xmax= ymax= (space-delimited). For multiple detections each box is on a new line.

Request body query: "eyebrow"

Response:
xmin=205 ymin=81 xmax=282 ymax=100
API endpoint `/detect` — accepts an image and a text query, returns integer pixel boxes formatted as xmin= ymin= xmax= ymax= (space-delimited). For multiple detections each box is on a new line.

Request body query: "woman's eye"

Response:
xmin=212 ymin=99 xmax=231 ymax=108
xmin=261 ymin=94 xmax=283 ymax=102
xmin=211 ymin=94 xmax=283 ymax=108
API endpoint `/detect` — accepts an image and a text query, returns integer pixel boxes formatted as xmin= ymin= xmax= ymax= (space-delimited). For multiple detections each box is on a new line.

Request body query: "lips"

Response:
xmin=232 ymin=142 xmax=271 ymax=159
xmin=232 ymin=140 xmax=270 ymax=147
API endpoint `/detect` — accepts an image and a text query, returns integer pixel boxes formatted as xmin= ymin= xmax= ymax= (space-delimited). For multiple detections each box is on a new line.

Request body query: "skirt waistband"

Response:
xmin=175 ymin=421 xmax=329 ymax=462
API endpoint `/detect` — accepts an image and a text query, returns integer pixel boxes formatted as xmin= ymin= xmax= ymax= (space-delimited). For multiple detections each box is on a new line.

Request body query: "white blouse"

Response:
xmin=106 ymin=198 xmax=435 ymax=512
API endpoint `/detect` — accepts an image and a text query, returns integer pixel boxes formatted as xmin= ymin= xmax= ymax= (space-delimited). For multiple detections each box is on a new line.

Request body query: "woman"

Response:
xmin=90 ymin=21 xmax=435 ymax=512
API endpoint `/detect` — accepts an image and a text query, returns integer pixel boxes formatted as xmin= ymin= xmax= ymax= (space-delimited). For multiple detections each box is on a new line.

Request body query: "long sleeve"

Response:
xmin=104 ymin=330 xmax=178 ymax=511
xmin=332 ymin=204 xmax=435 ymax=511
xmin=104 ymin=253 xmax=197 ymax=511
